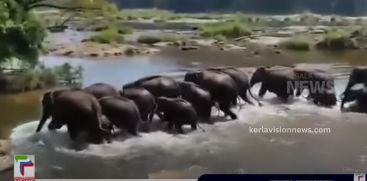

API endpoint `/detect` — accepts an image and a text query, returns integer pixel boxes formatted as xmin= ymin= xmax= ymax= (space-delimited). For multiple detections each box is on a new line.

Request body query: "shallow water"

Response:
xmin=9 ymin=96 xmax=367 ymax=178
xmin=1 ymin=49 xmax=367 ymax=178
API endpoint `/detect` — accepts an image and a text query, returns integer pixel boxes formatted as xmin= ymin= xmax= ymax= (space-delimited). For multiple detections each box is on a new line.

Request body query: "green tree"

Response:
xmin=0 ymin=0 xmax=116 ymax=68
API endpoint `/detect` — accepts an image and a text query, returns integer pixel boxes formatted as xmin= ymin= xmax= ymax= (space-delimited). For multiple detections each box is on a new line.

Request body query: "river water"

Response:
xmin=1 ymin=45 xmax=367 ymax=178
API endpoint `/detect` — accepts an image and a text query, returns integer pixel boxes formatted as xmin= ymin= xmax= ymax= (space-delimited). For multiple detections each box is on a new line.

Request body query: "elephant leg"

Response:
xmin=89 ymin=129 xmax=105 ymax=144
xmin=219 ymin=101 xmax=237 ymax=120
xmin=175 ymin=124 xmax=184 ymax=134
xmin=67 ymin=125 xmax=78 ymax=141
xmin=148 ymin=112 xmax=154 ymax=122
xmin=148 ymin=105 xmax=157 ymax=122
xmin=202 ymin=107 xmax=213 ymax=124
xmin=241 ymin=91 xmax=254 ymax=105
xmin=190 ymin=121 xmax=197 ymax=130
xmin=127 ymin=123 xmax=139 ymax=136
xmin=156 ymin=111 xmax=165 ymax=121
xmin=258 ymin=84 xmax=268 ymax=98
xmin=167 ymin=121 xmax=174 ymax=130
xmin=295 ymin=87 xmax=304 ymax=97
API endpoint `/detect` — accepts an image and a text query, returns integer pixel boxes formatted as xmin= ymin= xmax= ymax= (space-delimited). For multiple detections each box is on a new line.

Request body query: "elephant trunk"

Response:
xmin=36 ymin=92 xmax=53 ymax=133
xmin=36 ymin=110 xmax=51 ymax=132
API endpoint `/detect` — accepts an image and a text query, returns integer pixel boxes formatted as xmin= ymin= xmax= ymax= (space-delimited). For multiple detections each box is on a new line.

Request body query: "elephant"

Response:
xmin=250 ymin=66 xmax=297 ymax=102
xmin=36 ymin=90 xmax=111 ymax=144
xmin=341 ymin=87 xmax=367 ymax=113
xmin=84 ymin=83 xmax=119 ymax=99
xmin=185 ymin=70 xmax=238 ymax=120
xmin=123 ymin=75 xmax=180 ymax=99
xmin=36 ymin=88 xmax=79 ymax=131
xmin=120 ymin=87 xmax=156 ymax=122
xmin=178 ymin=81 xmax=214 ymax=123
xmin=341 ymin=67 xmax=367 ymax=109
xmin=98 ymin=96 xmax=142 ymax=136
xmin=156 ymin=97 xmax=198 ymax=134
xmin=208 ymin=67 xmax=262 ymax=106
xmin=293 ymin=68 xmax=337 ymax=107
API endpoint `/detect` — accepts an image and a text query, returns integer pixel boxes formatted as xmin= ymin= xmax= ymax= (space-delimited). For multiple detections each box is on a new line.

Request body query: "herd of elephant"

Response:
xmin=34 ymin=66 xmax=367 ymax=144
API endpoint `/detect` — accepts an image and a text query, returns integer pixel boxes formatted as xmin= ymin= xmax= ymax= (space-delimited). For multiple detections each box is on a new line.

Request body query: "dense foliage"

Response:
xmin=0 ymin=0 xmax=47 ymax=66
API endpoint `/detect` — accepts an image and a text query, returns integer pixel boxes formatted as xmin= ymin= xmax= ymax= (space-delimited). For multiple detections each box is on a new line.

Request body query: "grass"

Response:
xmin=279 ymin=38 xmax=311 ymax=51
xmin=316 ymin=29 xmax=355 ymax=50
xmin=116 ymin=26 xmax=133 ymax=34
xmin=201 ymin=21 xmax=251 ymax=39
xmin=89 ymin=28 xmax=125 ymax=44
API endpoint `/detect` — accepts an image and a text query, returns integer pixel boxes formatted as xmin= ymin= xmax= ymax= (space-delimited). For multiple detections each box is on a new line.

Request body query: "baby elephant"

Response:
xmin=156 ymin=97 xmax=198 ymax=134
xmin=98 ymin=96 xmax=142 ymax=136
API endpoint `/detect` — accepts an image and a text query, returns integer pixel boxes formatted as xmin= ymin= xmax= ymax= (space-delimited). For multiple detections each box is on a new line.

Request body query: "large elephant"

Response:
xmin=294 ymin=68 xmax=337 ymax=107
xmin=36 ymin=88 xmax=78 ymax=131
xmin=341 ymin=68 xmax=367 ymax=109
xmin=84 ymin=83 xmax=119 ymax=99
xmin=341 ymin=87 xmax=367 ymax=113
xmin=208 ymin=67 xmax=261 ymax=106
xmin=36 ymin=90 xmax=110 ymax=144
xmin=156 ymin=97 xmax=198 ymax=134
xmin=98 ymin=96 xmax=142 ymax=136
xmin=123 ymin=75 xmax=180 ymax=99
xmin=185 ymin=70 xmax=238 ymax=120
xmin=178 ymin=81 xmax=214 ymax=123
xmin=120 ymin=87 xmax=156 ymax=122
xmin=250 ymin=66 xmax=297 ymax=102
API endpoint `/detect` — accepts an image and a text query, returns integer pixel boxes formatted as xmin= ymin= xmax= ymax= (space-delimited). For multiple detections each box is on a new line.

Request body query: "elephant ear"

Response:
xmin=41 ymin=91 xmax=54 ymax=106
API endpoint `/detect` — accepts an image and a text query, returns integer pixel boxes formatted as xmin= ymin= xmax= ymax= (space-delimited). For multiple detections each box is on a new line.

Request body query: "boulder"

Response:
xmin=181 ymin=46 xmax=200 ymax=51
xmin=0 ymin=140 xmax=13 ymax=172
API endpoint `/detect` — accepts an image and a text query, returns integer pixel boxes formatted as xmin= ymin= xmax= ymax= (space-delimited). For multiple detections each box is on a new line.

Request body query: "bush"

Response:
xmin=316 ymin=30 xmax=356 ymax=50
xmin=279 ymin=38 xmax=310 ymax=51
xmin=137 ymin=36 xmax=161 ymax=45
xmin=124 ymin=48 xmax=135 ymax=56
xmin=117 ymin=26 xmax=133 ymax=34
xmin=201 ymin=22 xmax=251 ymax=39
xmin=89 ymin=28 xmax=124 ymax=44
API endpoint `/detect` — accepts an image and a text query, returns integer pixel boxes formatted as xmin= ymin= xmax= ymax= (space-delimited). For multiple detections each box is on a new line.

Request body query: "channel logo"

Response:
xmin=14 ymin=155 xmax=35 ymax=181
xmin=355 ymin=172 xmax=366 ymax=181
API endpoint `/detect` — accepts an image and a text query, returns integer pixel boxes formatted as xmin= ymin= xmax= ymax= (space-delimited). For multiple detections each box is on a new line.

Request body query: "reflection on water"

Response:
xmin=0 ymin=91 xmax=41 ymax=138
xmin=40 ymin=56 xmax=182 ymax=87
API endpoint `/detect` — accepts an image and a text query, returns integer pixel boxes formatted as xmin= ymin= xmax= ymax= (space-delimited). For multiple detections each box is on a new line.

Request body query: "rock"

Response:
xmin=252 ymin=51 xmax=260 ymax=55
xmin=275 ymin=50 xmax=281 ymax=54
xmin=0 ymin=140 xmax=13 ymax=172
xmin=191 ymin=26 xmax=199 ymax=31
xmin=89 ymin=53 xmax=99 ymax=57
xmin=181 ymin=46 xmax=199 ymax=51
xmin=63 ymin=50 xmax=74 ymax=56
